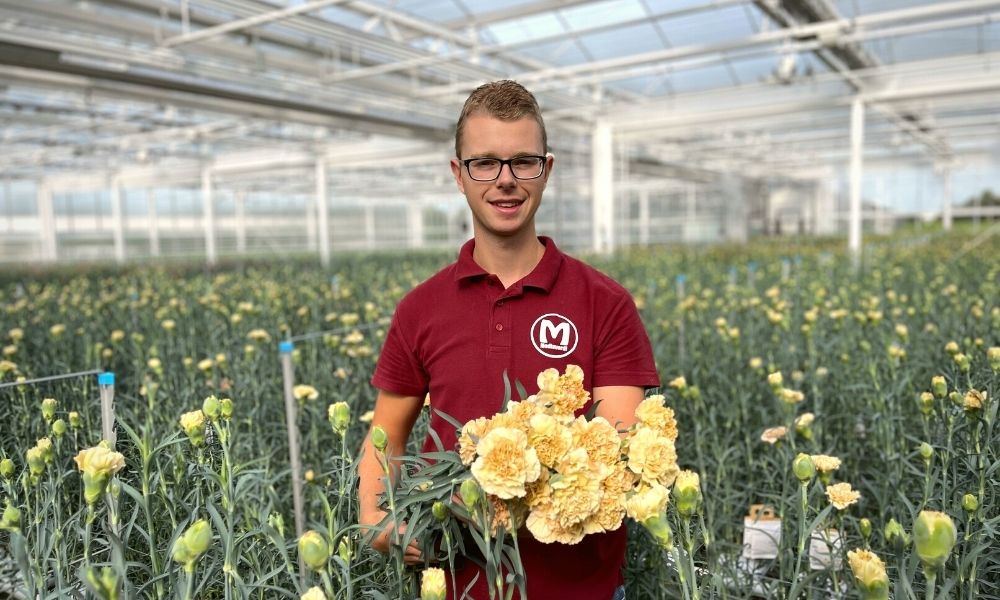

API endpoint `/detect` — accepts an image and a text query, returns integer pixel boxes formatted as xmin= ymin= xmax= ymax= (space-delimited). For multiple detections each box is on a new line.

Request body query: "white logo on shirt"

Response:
xmin=530 ymin=313 xmax=579 ymax=358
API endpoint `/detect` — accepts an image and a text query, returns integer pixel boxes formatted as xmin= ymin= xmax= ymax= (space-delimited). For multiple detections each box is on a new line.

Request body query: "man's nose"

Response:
xmin=495 ymin=162 xmax=517 ymax=186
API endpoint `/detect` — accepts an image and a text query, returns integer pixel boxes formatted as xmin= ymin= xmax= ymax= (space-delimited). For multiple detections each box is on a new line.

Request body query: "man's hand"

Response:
xmin=362 ymin=509 xmax=424 ymax=565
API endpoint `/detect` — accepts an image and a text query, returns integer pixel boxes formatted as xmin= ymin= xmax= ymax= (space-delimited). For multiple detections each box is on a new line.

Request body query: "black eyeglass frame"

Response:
xmin=460 ymin=155 xmax=548 ymax=182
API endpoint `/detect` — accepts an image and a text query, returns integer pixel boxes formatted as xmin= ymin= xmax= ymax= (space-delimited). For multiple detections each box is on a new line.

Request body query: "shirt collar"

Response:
xmin=453 ymin=236 xmax=563 ymax=292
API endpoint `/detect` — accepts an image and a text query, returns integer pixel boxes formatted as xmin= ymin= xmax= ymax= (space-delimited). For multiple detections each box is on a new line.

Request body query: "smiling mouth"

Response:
xmin=489 ymin=200 xmax=523 ymax=208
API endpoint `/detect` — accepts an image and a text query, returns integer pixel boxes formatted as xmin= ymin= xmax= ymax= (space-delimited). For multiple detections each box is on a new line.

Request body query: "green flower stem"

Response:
xmin=376 ymin=449 xmax=404 ymax=600
xmin=793 ymin=482 xmax=808 ymax=588
xmin=925 ymin=569 xmax=936 ymax=600
xmin=321 ymin=569 xmax=336 ymax=599
xmin=670 ymin=545 xmax=691 ymax=600
xmin=681 ymin=518 xmax=700 ymax=600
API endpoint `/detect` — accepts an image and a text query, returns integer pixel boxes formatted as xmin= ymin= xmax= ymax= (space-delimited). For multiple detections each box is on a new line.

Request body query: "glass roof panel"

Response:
xmin=657 ymin=4 xmax=757 ymax=47
xmin=576 ymin=22 xmax=666 ymax=61
xmin=559 ymin=0 xmax=648 ymax=30
xmin=515 ymin=39 xmax=593 ymax=67
xmin=667 ymin=62 xmax=738 ymax=94
xmin=884 ymin=28 xmax=983 ymax=64
xmin=485 ymin=12 xmax=566 ymax=45
xmin=377 ymin=0 xmax=469 ymax=22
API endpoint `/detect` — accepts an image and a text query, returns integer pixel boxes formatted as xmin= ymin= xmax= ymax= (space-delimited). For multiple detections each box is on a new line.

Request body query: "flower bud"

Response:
xmin=859 ymin=518 xmax=872 ymax=541
xmin=179 ymin=410 xmax=206 ymax=447
xmin=52 ymin=418 xmax=67 ymax=438
xmin=41 ymin=398 xmax=57 ymax=423
xmin=0 ymin=457 xmax=13 ymax=479
xmin=963 ymin=389 xmax=986 ymax=415
xmin=919 ymin=442 xmax=933 ymax=465
xmin=298 ymin=530 xmax=329 ymax=572
xmin=989 ymin=346 xmax=1000 ymax=372
xmin=83 ymin=565 xmax=118 ymax=599
xmin=220 ymin=398 xmax=233 ymax=420
xmin=460 ymin=478 xmax=482 ymax=509
xmin=931 ymin=376 xmax=947 ymax=399
xmin=370 ymin=425 xmax=388 ymax=453
xmin=432 ymin=501 xmax=449 ymax=522
xmin=793 ymin=453 xmax=815 ymax=484
xmin=643 ymin=513 xmax=674 ymax=549
xmin=686 ymin=385 xmax=701 ymax=401
xmin=884 ymin=518 xmax=909 ymax=549
xmin=1 ymin=501 xmax=20 ymax=532
xmin=202 ymin=395 xmax=221 ymax=421
xmin=304 ymin=469 xmax=314 ymax=483
xmin=337 ymin=537 xmax=352 ymax=563
xmin=962 ymin=493 xmax=978 ymax=514
xmin=917 ymin=392 xmax=934 ymax=416
xmin=767 ymin=372 xmax=783 ymax=389
xmin=69 ymin=411 xmax=81 ymax=429
xmin=173 ymin=519 xmax=212 ymax=569
xmin=847 ymin=548 xmax=889 ymax=600
xmin=672 ymin=470 xmax=702 ymax=517
xmin=421 ymin=567 xmax=447 ymax=600
xmin=953 ymin=353 xmax=970 ymax=373
xmin=268 ymin=512 xmax=285 ymax=538
xmin=948 ymin=391 xmax=963 ymax=408
xmin=913 ymin=511 xmax=956 ymax=573
xmin=329 ymin=401 xmax=350 ymax=435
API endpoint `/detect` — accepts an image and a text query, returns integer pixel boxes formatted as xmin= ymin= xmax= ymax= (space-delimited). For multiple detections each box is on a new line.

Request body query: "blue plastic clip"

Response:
xmin=675 ymin=274 xmax=687 ymax=285
xmin=98 ymin=372 xmax=115 ymax=386
xmin=279 ymin=341 xmax=294 ymax=354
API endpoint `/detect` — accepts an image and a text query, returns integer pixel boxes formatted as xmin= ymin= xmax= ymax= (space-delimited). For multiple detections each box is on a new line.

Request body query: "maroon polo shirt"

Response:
xmin=372 ymin=236 xmax=659 ymax=600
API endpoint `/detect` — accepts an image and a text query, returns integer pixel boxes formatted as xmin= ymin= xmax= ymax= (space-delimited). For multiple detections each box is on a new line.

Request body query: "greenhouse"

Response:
xmin=0 ymin=0 xmax=997 ymax=598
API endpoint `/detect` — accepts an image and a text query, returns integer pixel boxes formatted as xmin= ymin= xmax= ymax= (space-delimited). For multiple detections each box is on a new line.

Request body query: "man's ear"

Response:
xmin=450 ymin=158 xmax=466 ymax=194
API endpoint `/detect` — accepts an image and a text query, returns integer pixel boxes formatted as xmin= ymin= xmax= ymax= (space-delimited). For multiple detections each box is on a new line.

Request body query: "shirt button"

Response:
xmin=495 ymin=323 xmax=503 ymax=331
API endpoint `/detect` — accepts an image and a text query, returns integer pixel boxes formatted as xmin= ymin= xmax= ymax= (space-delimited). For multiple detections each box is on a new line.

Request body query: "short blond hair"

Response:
xmin=454 ymin=80 xmax=547 ymax=157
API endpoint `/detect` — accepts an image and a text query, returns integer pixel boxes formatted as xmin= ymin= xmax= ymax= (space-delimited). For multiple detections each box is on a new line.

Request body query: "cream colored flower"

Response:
xmin=292 ymin=384 xmax=319 ymax=402
xmin=180 ymin=410 xmax=205 ymax=432
xmin=570 ymin=416 xmax=622 ymax=467
xmin=527 ymin=413 xmax=572 ymax=469
xmin=811 ymin=454 xmax=841 ymax=474
xmin=526 ymin=501 xmax=585 ymax=545
xmin=780 ymin=388 xmax=805 ymax=404
xmin=536 ymin=365 xmax=589 ymax=421
xmin=420 ymin=567 xmax=446 ymax=600
xmin=626 ymin=427 xmax=679 ymax=486
xmin=247 ymin=329 xmax=271 ymax=343
xmin=625 ymin=483 xmax=669 ymax=523
xmin=963 ymin=389 xmax=987 ymax=413
xmin=826 ymin=482 xmax=861 ymax=510
xmin=504 ymin=398 xmax=542 ymax=434
xmin=795 ymin=413 xmax=815 ymax=428
xmin=74 ymin=446 xmax=126 ymax=478
xmin=359 ymin=410 xmax=374 ymax=423
xmin=668 ymin=376 xmax=687 ymax=390
xmin=847 ymin=549 xmax=889 ymax=599
xmin=550 ymin=448 xmax=604 ymax=528
xmin=470 ymin=427 xmax=541 ymax=499
xmin=634 ymin=396 xmax=678 ymax=441
xmin=301 ymin=587 xmax=326 ymax=600
xmin=760 ymin=426 xmax=787 ymax=445
xmin=767 ymin=372 xmax=783 ymax=387
xmin=587 ymin=462 xmax=633 ymax=533
xmin=458 ymin=416 xmax=491 ymax=466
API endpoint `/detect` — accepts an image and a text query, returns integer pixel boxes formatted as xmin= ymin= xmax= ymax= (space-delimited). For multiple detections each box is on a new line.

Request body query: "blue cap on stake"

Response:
xmin=675 ymin=274 xmax=686 ymax=285
xmin=279 ymin=341 xmax=294 ymax=354
xmin=98 ymin=372 xmax=115 ymax=386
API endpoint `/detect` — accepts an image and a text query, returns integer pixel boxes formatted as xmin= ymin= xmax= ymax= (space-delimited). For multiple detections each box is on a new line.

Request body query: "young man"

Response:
xmin=359 ymin=80 xmax=659 ymax=599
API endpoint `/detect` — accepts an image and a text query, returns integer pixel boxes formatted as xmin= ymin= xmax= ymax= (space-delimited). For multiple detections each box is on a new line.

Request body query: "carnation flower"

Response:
xmin=527 ymin=413 xmax=572 ymax=469
xmin=626 ymin=427 xmax=679 ymax=486
xmin=470 ymin=427 xmax=541 ymax=499
xmin=634 ymin=396 xmax=678 ymax=441
xmin=458 ymin=416 xmax=491 ymax=466
xmin=570 ymin=416 xmax=621 ymax=467
xmin=588 ymin=462 xmax=634 ymax=533
xmin=536 ymin=365 xmax=589 ymax=422
xmin=292 ymin=384 xmax=319 ymax=402
xmin=625 ymin=483 xmax=669 ymax=523
xmin=550 ymin=448 xmax=604 ymax=528
xmin=847 ymin=549 xmax=889 ymax=600
xmin=420 ymin=567 xmax=446 ymax=600
xmin=811 ymin=454 xmax=841 ymax=473
xmin=760 ymin=426 xmax=787 ymax=445
xmin=301 ymin=587 xmax=326 ymax=600
xmin=826 ymin=482 xmax=861 ymax=510
xmin=526 ymin=500 xmax=585 ymax=545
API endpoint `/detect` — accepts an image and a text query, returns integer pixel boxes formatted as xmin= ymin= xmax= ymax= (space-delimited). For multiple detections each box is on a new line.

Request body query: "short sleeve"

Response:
xmin=591 ymin=292 xmax=660 ymax=389
xmin=370 ymin=304 xmax=429 ymax=397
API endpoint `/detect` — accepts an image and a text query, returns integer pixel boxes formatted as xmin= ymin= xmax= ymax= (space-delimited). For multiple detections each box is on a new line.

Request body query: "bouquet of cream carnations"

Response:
xmin=370 ymin=365 xmax=693 ymax=598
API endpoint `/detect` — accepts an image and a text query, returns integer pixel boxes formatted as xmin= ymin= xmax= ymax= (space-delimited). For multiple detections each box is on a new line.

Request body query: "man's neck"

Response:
xmin=471 ymin=230 xmax=545 ymax=289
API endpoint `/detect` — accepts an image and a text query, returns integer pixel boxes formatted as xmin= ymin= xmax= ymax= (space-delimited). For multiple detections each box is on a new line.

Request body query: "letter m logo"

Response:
xmin=539 ymin=319 xmax=570 ymax=347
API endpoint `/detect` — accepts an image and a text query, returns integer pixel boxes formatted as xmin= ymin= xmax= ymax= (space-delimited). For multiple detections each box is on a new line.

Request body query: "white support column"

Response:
xmin=110 ymin=176 xmax=125 ymax=264
xmin=37 ymin=182 xmax=57 ymax=262
xmin=315 ymin=159 xmax=330 ymax=267
xmin=202 ymin=169 xmax=216 ymax=266
xmin=685 ymin=183 xmax=696 ymax=241
xmin=848 ymin=96 xmax=865 ymax=262
xmin=941 ymin=167 xmax=952 ymax=231
xmin=407 ymin=202 xmax=424 ymax=249
xmin=364 ymin=205 xmax=375 ymax=250
xmin=638 ymin=189 xmax=649 ymax=246
xmin=147 ymin=189 xmax=160 ymax=257
xmin=306 ymin=197 xmax=317 ymax=252
xmin=591 ymin=121 xmax=614 ymax=253
xmin=235 ymin=190 xmax=247 ymax=254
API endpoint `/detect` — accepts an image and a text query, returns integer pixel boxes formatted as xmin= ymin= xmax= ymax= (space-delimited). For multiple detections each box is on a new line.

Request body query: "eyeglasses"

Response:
xmin=460 ymin=155 xmax=546 ymax=181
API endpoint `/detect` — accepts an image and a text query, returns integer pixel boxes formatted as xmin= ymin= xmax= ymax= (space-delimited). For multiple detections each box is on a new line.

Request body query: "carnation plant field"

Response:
xmin=0 ymin=229 xmax=997 ymax=599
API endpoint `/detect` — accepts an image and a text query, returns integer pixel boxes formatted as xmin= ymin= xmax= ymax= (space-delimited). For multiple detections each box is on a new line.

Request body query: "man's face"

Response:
xmin=450 ymin=114 xmax=553 ymax=241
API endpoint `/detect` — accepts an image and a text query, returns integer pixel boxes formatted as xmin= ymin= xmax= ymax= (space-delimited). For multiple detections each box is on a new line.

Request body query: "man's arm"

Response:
xmin=358 ymin=389 xmax=425 ymax=561
xmin=592 ymin=385 xmax=645 ymax=434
